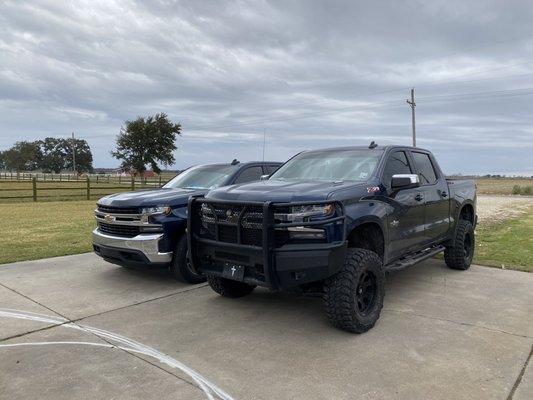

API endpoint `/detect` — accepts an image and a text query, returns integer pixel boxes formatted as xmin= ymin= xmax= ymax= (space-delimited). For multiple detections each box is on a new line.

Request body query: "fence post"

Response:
xmin=32 ymin=177 xmax=37 ymax=202
xmin=159 ymin=175 xmax=162 ymax=187
xmin=119 ymin=175 xmax=122 ymax=184
xmin=131 ymin=177 xmax=135 ymax=191
xmin=86 ymin=177 xmax=90 ymax=200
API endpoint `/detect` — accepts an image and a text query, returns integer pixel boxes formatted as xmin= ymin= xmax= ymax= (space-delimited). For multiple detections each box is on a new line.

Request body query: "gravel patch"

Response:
xmin=477 ymin=195 xmax=533 ymax=224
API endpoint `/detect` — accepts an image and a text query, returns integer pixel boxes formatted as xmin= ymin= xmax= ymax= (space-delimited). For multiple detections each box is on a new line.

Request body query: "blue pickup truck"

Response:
xmin=93 ymin=160 xmax=281 ymax=283
xmin=188 ymin=144 xmax=477 ymax=333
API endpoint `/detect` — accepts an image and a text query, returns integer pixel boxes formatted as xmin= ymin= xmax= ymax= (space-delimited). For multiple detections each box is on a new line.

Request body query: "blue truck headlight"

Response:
xmin=285 ymin=203 xmax=335 ymax=223
xmin=141 ymin=206 xmax=171 ymax=215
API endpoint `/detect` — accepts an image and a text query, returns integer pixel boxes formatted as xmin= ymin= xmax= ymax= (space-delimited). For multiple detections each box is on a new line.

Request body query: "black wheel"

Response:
xmin=207 ymin=275 xmax=256 ymax=298
xmin=169 ymin=235 xmax=206 ymax=284
xmin=323 ymin=248 xmax=385 ymax=333
xmin=444 ymin=219 xmax=475 ymax=270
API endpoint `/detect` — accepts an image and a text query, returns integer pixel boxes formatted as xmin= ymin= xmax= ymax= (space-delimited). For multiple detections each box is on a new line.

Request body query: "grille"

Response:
xmin=198 ymin=202 xmax=291 ymax=247
xmin=97 ymin=205 xmax=141 ymax=215
xmin=98 ymin=222 xmax=140 ymax=237
xmin=200 ymin=203 xmax=264 ymax=246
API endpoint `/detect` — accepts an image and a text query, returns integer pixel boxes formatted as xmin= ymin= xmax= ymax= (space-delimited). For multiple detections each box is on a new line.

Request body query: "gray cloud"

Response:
xmin=1 ymin=0 xmax=532 ymax=175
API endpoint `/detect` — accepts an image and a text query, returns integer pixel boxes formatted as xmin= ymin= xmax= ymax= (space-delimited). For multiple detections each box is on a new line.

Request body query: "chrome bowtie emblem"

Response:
xmin=390 ymin=219 xmax=399 ymax=227
xmin=104 ymin=214 xmax=115 ymax=222
xmin=226 ymin=209 xmax=239 ymax=223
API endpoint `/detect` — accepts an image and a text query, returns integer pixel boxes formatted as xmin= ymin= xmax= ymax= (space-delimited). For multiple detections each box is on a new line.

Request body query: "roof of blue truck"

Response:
xmin=300 ymin=145 xmax=431 ymax=153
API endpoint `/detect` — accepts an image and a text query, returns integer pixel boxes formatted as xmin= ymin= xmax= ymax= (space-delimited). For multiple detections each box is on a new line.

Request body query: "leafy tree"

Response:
xmin=0 ymin=151 xmax=5 ymax=170
xmin=112 ymin=113 xmax=180 ymax=178
xmin=37 ymin=137 xmax=93 ymax=173
xmin=3 ymin=141 xmax=41 ymax=172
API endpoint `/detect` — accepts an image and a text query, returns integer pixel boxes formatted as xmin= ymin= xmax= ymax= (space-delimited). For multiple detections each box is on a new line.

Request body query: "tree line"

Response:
xmin=0 ymin=138 xmax=93 ymax=173
xmin=0 ymin=113 xmax=181 ymax=177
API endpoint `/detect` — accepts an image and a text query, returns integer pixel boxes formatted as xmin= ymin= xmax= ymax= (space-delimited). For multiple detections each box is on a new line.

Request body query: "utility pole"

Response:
xmin=406 ymin=88 xmax=416 ymax=147
xmin=71 ymin=132 xmax=76 ymax=174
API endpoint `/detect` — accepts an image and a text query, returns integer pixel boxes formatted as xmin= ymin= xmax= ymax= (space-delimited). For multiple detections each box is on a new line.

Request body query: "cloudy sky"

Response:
xmin=1 ymin=0 xmax=532 ymax=175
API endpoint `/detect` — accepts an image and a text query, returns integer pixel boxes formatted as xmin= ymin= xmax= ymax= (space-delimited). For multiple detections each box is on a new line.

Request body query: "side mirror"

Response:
xmin=260 ymin=174 xmax=270 ymax=181
xmin=391 ymin=174 xmax=420 ymax=190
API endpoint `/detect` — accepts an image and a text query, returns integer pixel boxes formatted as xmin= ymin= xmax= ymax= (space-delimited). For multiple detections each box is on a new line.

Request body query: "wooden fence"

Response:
xmin=0 ymin=177 xmax=167 ymax=202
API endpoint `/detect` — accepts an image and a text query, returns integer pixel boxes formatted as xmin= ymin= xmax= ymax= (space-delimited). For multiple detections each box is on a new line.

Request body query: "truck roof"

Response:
xmin=300 ymin=145 xmax=431 ymax=153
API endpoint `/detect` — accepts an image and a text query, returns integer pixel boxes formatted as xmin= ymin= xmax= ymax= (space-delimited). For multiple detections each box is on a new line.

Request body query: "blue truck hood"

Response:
xmin=97 ymin=188 xmax=205 ymax=208
xmin=206 ymin=179 xmax=363 ymax=203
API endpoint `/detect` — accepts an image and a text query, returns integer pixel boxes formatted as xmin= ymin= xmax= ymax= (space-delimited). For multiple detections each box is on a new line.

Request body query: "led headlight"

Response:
xmin=141 ymin=206 xmax=171 ymax=215
xmin=286 ymin=203 xmax=335 ymax=222
xmin=140 ymin=206 xmax=172 ymax=223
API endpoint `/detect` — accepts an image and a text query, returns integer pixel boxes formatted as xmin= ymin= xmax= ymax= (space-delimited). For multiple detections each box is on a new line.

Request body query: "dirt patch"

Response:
xmin=477 ymin=195 xmax=533 ymax=224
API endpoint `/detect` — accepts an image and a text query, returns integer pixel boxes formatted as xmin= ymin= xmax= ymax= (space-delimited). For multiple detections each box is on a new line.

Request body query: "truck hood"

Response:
xmin=97 ymin=188 xmax=205 ymax=208
xmin=206 ymin=179 xmax=363 ymax=203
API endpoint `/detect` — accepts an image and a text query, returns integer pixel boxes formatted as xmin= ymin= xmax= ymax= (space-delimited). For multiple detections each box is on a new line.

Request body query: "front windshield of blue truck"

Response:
xmin=270 ymin=149 xmax=383 ymax=182
xmin=163 ymin=165 xmax=237 ymax=190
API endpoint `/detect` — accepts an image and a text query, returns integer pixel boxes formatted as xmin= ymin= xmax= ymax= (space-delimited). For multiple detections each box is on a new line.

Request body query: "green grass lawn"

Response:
xmin=0 ymin=200 xmax=96 ymax=264
xmin=474 ymin=207 xmax=532 ymax=272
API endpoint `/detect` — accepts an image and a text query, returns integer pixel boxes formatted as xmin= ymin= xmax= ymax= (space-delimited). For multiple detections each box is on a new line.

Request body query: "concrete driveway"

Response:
xmin=0 ymin=254 xmax=531 ymax=400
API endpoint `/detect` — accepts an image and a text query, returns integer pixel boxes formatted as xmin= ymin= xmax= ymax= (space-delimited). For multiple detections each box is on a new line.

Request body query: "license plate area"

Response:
xmin=222 ymin=262 xmax=246 ymax=281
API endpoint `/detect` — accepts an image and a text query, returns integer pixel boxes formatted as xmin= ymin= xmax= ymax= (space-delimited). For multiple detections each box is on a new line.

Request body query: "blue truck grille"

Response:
xmin=199 ymin=203 xmax=289 ymax=247
xmin=97 ymin=205 xmax=141 ymax=215
xmin=97 ymin=222 xmax=140 ymax=238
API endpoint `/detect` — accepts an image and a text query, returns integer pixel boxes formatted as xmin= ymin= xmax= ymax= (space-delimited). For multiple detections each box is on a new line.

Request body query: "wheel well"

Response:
xmin=459 ymin=204 xmax=475 ymax=223
xmin=347 ymin=223 xmax=384 ymax=259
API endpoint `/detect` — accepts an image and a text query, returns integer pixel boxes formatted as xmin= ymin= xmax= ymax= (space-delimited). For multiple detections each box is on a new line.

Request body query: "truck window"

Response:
xmin=234 ymin=166 xmax=264 ymax=184
xmin=382 ymin=151 xmax=412 ymax=187
xmin=412 ymin=152 xmax=438 ymax=184
xmin=266 ymin=164 xmax=280 ymax=175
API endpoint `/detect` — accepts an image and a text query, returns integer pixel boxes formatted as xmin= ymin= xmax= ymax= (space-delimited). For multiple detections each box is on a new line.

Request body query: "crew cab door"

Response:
xmin=410 ymin=151 xmax=451 ymax=242
xmin=382 ymin=150 xmax=426 ymax=259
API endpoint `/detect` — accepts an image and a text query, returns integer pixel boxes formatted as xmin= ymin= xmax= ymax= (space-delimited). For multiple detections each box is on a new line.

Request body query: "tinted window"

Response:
xmin=412 ymin=152 xmax=438 ymax=184
xmin=234 ymin=166 xmax=264 ymax=184
xmin=266 ymin=164 xmax=280 ymax=174
xmin=383 ymin=151 xmax=412 ymax=187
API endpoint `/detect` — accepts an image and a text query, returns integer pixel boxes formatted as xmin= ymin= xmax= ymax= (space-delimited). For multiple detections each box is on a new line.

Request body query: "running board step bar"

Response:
xmin=385 ymin=245 xmax=446 ymax=272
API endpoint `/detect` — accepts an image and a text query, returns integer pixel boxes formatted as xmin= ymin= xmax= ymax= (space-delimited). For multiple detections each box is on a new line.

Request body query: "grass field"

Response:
xmin=476 ymin=178 xmax=533 ymax=195
xmin=0 ymin=201 xmax=96 ymax=264
xmin=474 ymin=206 xmax=533 ymax=272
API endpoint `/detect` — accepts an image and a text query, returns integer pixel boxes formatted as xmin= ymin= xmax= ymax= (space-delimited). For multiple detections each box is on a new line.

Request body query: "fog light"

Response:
xmin=287 ymin=227 xmax=325 ymax=239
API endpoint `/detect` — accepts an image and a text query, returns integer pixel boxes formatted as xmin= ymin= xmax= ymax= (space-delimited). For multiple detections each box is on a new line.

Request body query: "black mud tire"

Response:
xmin=444 ymin=219 xmax=475 ymax=270
xmin=323 ymin=248 xmax=385 ymax=333
xmin=207 ymin=275 xmax=256 ymax=298
xmin=169 ymin=235 xmax=206 ymax=284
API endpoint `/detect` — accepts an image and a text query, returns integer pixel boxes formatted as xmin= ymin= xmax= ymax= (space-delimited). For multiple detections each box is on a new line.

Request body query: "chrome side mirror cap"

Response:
xmin=391 ymin=174 xmax=420 ymax=189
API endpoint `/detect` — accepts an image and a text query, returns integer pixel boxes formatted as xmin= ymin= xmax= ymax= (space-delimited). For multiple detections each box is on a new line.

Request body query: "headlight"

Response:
xmin=141 ymin=206 xmax=171 ymax=215
xmin=281 ymin=203 xmax=335 ymax=223
xmin=140 ymin=206 xmax=172 ymax=223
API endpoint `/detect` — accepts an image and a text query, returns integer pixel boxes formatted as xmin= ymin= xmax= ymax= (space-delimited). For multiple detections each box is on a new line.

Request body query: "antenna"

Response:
xmin=369 ymin=140 xmax=378 ymax=149
xmin=262 ymin=127 xmax=266 ymax=162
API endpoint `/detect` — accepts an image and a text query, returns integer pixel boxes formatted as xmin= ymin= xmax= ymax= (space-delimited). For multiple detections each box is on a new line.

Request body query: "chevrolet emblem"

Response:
xmin=226 ymin=210 xmax=239 ymax=224
xmin=104 ymin=214 xmax=115 ymax=222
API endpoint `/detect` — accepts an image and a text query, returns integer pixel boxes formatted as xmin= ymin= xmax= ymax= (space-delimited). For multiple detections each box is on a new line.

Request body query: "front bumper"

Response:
xmin=188 ymin=197 xmax=347 ymax=290
xmin=92 ymin=229 xmax=173 ymax=265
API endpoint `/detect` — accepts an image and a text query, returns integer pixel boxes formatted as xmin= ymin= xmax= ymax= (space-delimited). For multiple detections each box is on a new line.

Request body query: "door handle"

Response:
xmin=414 ymin=194 xmax=423 ymax=202
xmin=441 ymin=191 xmax=448 ymax=197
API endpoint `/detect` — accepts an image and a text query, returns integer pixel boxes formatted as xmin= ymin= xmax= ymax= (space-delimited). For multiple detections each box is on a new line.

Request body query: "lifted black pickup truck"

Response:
xmin=188 ymin=144 xmax=477 ymax=333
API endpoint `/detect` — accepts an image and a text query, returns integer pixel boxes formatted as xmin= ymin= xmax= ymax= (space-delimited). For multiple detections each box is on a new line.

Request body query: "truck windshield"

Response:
xmin=163 ymin=165 xmax=237 ymax=190
xmin=270 ymin=149 xmax=383 ymax=182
